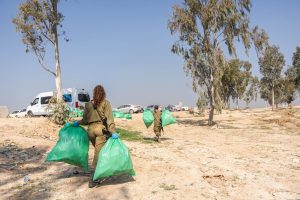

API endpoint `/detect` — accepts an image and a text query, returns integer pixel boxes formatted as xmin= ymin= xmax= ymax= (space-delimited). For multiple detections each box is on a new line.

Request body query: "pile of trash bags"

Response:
xmin=46 ymin=123 xmax=135 ymax=179
xmin=142 ymin=109 xmax=176 ymax=128
xmin=66 ymin=106 xmax=84 ymax=119
xmin=113 ymin=111 xmax=132 ymax=120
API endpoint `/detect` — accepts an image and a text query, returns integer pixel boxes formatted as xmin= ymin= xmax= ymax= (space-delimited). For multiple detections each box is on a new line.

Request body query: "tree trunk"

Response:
xmin=236 ymin=99 xmax=239 ymax=110
xmin=208 ymin=74 xmax=215 ymax=126
xmin=52 ymin=1 xmax=62 ymax=101
xmin=272 ymin=86 xmax=274 ymax=111
xmin=208 ymin=87 xmax=214 ymax=126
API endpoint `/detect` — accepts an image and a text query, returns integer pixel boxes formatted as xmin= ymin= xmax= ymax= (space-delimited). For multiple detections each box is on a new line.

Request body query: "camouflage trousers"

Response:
xmin=87 ymin=122 xmax=107 ymax=169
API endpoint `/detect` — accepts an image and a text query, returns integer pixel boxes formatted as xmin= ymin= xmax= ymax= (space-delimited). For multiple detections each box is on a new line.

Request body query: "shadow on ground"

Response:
xmin=0 ymin=139 xmax=51 ymax=200
xmin=177 ymin=119 xmax=212 ymax=126
xmin=97 ymin=175 xmax=135 ymax=187
xmin=143 ymin=137 xmax=173 ymax=142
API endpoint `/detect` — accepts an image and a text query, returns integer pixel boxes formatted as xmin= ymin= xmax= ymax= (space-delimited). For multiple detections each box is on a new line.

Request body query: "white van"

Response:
xmin=62 ymin=88 xmax=90 ymax=109
xmin=26 ymin=88 xmax=90 ymax=117
xmin=26 ymin=91 xmax=54 ymax=117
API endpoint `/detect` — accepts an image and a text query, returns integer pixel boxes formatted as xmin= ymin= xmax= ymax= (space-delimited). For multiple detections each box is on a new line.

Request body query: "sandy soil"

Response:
xmin=0 ymin=107 xmax=299 ymax=200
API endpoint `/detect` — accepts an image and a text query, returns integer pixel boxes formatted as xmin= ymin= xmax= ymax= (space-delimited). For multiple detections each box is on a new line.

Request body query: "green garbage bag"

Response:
xmin=124 ymin=113 xmax=132 ymax=120
xmin=161 ymin=109 xmax=177 ymax=127
xmin=113 ymin=111 xmax=125 ymax=118
xmin=93 ymin=137 xmax=136 ymax=180
xmin=142 ymin=109 xmax=154 ymax=128
xmin=46 ymin=124 xmax=89 ymax=172
xmin=77 ymin=110 xmax=84 ymax=117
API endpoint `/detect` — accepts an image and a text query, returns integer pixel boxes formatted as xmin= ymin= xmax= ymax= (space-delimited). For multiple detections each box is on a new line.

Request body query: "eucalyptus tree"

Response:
xmin=169 ymin=0 xmax=259 ymax=125
xmin=258 ymin=45 xmax=285 ymax=111
xmin=13 ymin=0 xmax=67 ymax=100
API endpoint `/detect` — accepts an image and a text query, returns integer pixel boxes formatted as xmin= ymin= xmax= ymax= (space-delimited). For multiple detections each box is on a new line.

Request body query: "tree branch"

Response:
xmin=41 ymin=31 xmax=54 ymax=45
xmin=34 ymin=50 xmax=56 ymax=76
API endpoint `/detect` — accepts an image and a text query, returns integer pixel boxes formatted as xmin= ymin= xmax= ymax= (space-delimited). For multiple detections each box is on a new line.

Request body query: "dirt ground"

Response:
xmin=0 ymin=107 xmax=300 ymax=200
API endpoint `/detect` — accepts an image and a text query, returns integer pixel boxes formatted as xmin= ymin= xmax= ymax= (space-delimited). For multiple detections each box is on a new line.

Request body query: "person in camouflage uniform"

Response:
xmin=153 ymin=105 xmax=162 ymax=142
xmin=78 ymin=85 xmax=115 ymax=188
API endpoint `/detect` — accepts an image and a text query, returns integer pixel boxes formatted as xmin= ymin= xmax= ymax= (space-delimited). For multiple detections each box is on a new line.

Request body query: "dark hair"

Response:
xmin=93 ymin=85 xmax=106 ymax=107
xmin=154 ymin=105 xmax=159 ymax=110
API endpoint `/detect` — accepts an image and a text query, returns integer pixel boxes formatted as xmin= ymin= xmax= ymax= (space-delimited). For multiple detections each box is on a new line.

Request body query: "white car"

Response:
xmin=9 ymin=109 xmax=27 ymax=118
xmin=181 ymin=106 xmax=189 ymax=111
xmin=115 ymin=104 xmax=142 ymax=114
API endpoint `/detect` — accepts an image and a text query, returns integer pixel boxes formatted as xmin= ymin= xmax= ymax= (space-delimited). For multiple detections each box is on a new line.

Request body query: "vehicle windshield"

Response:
xmin=41 ymin=96 xmax=52 ymax=104
xmin=63 ymin=94 xmax=72 ymax=102
xmin=78 ymin=93 xmax=90 ymax=102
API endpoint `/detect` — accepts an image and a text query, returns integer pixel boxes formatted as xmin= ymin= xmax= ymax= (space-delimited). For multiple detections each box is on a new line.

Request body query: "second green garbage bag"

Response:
xmin=46 ymin=123 xmax=89 ymax=172
xmin=161 ymin=109 xmax=177 ymax=127
xmin=93 ymin=136 xmax=136 ymax=180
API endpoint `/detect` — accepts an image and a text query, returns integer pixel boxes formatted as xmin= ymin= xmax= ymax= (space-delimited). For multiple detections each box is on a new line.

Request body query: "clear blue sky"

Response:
xmin=1 ymin=0 xmax=300 ymax=111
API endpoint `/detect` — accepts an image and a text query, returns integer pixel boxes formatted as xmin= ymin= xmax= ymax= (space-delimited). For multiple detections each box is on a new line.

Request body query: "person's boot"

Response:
xmin=88 ymin=170 xmax=98 ymax=188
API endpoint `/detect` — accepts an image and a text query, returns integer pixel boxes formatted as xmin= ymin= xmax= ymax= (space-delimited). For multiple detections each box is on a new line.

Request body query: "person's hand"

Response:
xmin=73 ymin=121 xmax=79 ymax=127
xmin=111 ymin=133 xmax=119 ymax=139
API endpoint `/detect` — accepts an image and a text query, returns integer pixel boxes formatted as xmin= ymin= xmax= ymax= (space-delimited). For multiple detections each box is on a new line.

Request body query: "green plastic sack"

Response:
xmin=46 ymin=124 xmax=89 ymax=171
xmin=93 ymin=137 xmax=136 ymax=180
xmin=161 ymin=109 xmax=177 ymax=127
xmin=142 ymin=109 xmax=154 ymax=128
xmin=74 ymin=109 xmax=84 ymax=117
xmin=124 ymin=113 xmax=132 ymax=120
xmin=113 ymin=111 xmax=125 ymax=118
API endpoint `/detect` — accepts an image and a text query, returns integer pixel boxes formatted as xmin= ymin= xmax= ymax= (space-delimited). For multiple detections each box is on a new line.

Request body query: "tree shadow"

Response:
xmin=143 ymin=137 xmax=173 ymax=142
xmin=0 ymin=142 xmax=53 ymax=200
xmin=176 ymin=119 xmax=211 ymax=126
xmin=53 ymin=166 xmax=90 ymax=179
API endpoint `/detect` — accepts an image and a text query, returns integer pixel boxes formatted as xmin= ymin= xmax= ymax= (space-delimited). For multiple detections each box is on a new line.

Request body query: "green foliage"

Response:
xmin=196 ymin=90 xmax=208 ymax=113
xmin=260 ymin=78 xmax=283 ymax=106
xmin=116 ymin=128 xmax=153 ymax=143
xmin=47 ymin=99 xmax=69 ymax=125
xmin=168 ymin=0 xmax=259 ymax=125
xmin=12 ymin=0 xmax=66 ymax=100
xmin=12 ymin=0 xmax=65 ymax=56
xmin=221 ymin=59 xmax=253 ymax=108
xmin=292 ymin=47 xmax=300 ymax=92
xmin=243 ymin=76 xmax=259 ymax=107
xmin=259 ymin=45 xmax=285 ymax=109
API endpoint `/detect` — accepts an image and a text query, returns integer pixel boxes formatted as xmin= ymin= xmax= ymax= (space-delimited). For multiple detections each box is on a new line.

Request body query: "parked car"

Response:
xmin=16 ymin=109 xmax=27 ymax=117
xmin=9 ymin=110 xmax=20 ymax=118
xmin=174 ymin=105 xmax=182 ymax=111
xmin=9 ymin=108 xmax=28 ymax=118
xmin=165 ymin=105 xmax=175 ymax=112
xmin=135 ymin=105 xmax=144 ymax=113
xmin=146 ymin=105 xmax=162 ymax=111
xmin=115 ymin=104 xmax=141 ymax=114
xmin=181 ymin=106 xmax=189 ymax=111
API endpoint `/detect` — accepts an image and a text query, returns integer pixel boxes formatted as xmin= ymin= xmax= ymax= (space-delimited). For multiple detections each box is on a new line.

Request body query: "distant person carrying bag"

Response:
xmin=76 ymin=85 xmax=116 ymax=188
xmin=153 ymin=105 xmax=163 ymax=142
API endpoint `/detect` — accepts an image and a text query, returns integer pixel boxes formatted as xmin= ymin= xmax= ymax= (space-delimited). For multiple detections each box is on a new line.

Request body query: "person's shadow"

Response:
xmin=96 ymin=175 xmax=135 ymax=187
